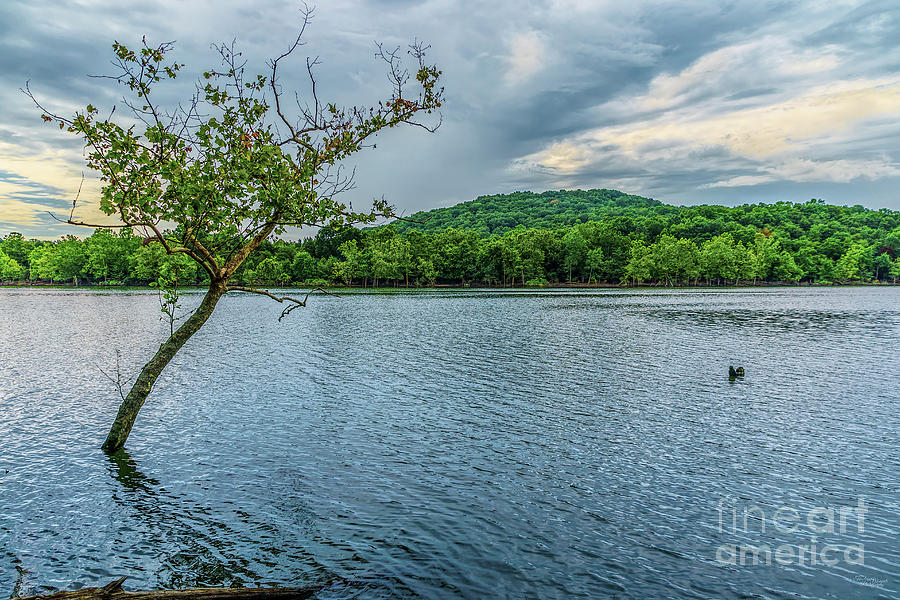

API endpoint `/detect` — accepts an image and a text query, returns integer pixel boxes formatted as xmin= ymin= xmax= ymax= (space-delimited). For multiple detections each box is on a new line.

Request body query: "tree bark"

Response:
xmin=102 ymin=281 xmax=227 ymax=453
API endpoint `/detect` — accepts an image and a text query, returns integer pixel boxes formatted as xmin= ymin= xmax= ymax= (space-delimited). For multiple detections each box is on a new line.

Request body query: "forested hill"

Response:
xmin=3 ymin=189 xmax=900 ymax=286
xmin=390 ymin=189 xmax=666 ymax=234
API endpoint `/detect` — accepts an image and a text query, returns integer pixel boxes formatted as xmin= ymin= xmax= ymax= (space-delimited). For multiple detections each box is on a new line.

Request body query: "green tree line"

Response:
xmin=4 ymin=192 xmax=900 ymax=286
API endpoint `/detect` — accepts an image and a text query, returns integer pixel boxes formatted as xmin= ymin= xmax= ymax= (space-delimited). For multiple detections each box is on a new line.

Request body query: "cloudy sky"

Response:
xmin=2 ymin=0 xmax=899 ymax=238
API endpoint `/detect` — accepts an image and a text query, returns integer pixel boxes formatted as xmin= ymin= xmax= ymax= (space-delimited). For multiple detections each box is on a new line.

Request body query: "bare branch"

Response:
xmin=49 ymin=212 xmax=131 ymax=228
xmin=225 ymin=285 xmax=338 ymax=320
xmin=97 ymin=350 xmax=134 ymax=402
xmin=68 ymin=173 xmax=86 ymax=222
xmin=401 ymin=112 xmax=443 ymax=133
xmin=269 ymin=6 xmax=317 ymax=150
xmin=21 ymin=81 xmax=74 ymax=126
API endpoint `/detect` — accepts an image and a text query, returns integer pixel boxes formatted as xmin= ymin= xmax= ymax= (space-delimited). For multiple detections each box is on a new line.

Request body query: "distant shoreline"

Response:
xmin=3 ymin=281 xmax=897 ymax=290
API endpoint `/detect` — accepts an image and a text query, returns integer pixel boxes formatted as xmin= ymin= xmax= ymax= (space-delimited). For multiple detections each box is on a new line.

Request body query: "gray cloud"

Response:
xmin=2 ymin=0 xmax=899 ymax=239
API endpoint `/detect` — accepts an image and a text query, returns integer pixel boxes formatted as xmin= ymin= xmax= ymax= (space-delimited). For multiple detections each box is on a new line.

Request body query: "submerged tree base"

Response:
xmin=16 ymin=578 xmax=319 ymax=600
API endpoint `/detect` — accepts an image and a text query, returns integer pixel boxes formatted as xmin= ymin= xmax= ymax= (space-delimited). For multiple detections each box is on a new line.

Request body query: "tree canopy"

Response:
xmin=23 ymin=11 xmax=443 ymax=452
xmin=28 ymin=23 xmax=441 ymax=284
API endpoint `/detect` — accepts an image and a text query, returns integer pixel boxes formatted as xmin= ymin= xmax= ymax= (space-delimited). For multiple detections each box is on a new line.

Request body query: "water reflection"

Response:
xmin=107 ymin=449 xmax=254 ymax=587
xmin=105 ymin=449 xmax=334 ymax=590
xmin=107 ymin=449 xmax=160 ymax=492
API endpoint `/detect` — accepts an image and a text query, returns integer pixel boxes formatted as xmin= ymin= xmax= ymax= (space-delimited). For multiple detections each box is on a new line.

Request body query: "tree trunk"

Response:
xmin=102 ymin=281 xmax=226 ymax=453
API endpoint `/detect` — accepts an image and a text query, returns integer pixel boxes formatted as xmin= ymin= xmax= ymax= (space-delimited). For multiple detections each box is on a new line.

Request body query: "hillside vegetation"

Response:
xmin=2 ymin=189 xmax=900 ymax=286
xmin=389 ymin=189 xmax=667 ymax=234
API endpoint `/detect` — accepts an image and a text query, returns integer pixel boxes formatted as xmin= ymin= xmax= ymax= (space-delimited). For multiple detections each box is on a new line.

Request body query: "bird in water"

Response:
xmin=729 ymin=366 xmax=745 ymax=379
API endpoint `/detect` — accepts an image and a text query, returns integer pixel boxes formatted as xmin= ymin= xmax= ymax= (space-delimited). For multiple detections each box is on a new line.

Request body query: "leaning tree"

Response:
xmin=26 ymin=10 xmax=442 ymax=452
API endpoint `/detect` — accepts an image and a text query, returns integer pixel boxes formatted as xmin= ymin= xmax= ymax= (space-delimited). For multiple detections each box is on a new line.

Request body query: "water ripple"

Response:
xmin=0 ymin=287 xmax=898 ymax=598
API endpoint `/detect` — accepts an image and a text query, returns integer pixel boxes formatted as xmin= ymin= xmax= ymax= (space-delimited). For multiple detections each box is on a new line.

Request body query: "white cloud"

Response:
xmin=523 ymin=141 xmax=591 ymax=174
xmin=0 ymin=196 xmax=59 ymax=227
xmin=516 ymin=77 xmax=900 ymax=190
xmin=0 ymin=140 xmax=110 ymax=231
xmin=503 ymin=30 xmax=545 ymax=86
xmin=705 ymin=158 xmax=900 ymax=187
xmin=603 ymin=78 xmax=900 ymax=158
xmin=598 ymin=35 xmax=844 ymax=117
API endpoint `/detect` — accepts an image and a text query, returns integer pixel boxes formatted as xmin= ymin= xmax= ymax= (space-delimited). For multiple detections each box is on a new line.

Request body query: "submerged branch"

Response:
xmin=14 ymin=576 xmax=321 ymax=600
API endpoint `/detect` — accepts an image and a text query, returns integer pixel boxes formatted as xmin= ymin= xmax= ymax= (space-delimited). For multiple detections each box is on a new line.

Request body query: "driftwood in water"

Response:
xmin=15 ymin=578 xmax=320 ymax=600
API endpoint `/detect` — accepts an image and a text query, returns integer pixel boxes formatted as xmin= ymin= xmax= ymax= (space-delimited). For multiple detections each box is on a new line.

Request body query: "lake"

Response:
xmin=0 ymin=287 xmax=898 ymax=598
